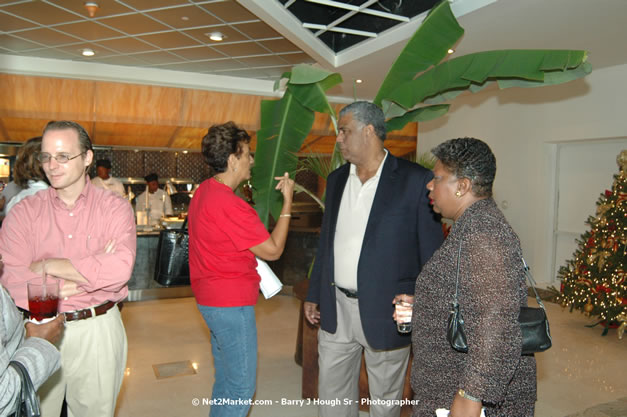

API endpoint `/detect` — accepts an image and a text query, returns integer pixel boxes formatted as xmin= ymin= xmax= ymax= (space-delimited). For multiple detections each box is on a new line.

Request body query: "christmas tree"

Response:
xmin=557 ymin=150 xmax=627 ymax=339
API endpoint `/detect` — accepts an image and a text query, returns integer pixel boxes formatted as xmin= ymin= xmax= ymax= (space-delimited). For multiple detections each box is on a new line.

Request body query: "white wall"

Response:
xmin=417 ymin=63 xmax=627 ymax=285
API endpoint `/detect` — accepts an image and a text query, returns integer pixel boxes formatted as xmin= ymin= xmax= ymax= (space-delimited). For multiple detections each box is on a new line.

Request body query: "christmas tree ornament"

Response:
xmin=557 ymin=150 xmax=626 ymax=335
xmin=616 ymin=313 xmax=626 ymax=340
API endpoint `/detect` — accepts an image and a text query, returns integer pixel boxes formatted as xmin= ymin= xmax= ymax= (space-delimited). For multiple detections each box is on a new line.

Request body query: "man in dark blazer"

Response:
xmin=304 ymin=101 xmax=443 ymax=417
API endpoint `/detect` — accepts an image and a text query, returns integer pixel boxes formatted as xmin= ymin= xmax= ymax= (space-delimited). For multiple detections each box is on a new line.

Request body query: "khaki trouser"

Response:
xmin=317 ymin=288 xmax=410 ymax=417
xmin=38 ymin=305 xmax=127 ymax=417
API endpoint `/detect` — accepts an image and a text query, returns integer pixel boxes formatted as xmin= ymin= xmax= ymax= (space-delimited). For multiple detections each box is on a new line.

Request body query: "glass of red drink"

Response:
xmin=27 ymin=277 xmax=59 ymax=322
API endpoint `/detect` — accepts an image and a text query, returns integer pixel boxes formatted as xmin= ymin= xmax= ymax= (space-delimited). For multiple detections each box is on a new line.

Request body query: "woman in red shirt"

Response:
xmin=188 ymin=121 xmax=294 ymax=417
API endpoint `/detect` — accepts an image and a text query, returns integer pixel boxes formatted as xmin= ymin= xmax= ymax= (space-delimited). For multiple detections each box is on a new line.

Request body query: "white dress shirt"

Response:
xmin=135 ymin=188 xmax=173 ymax=225
xmin=91 ymin=176 xmax=126 ymax=197
xmin=333 ymin=150 xmax=388 ymax=291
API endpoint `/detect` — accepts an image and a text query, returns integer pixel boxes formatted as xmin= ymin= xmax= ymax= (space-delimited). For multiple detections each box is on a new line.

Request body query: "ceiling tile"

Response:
xmin=234 ymin=21 xmax=281 ymax=40
xmin=259 ymin=38 xmax=301 ymax=54
xmin=99 ymin=14 xmax=171 ymax=35
xmin=95 ymin=37 xmax=158 ymax=54
xmin=146 ymin=5 xmax=221 ymax=29
xmin=0 ymin=35 xmax=42 ymax=52
xmin=211 ymin=42 xmax=268 ymax=57
xmin=167 ymin=46 xmax=224 ymax=61
xmin=131 ymin=50 xmax=185 ymax=65
xmin=138 ymin=31 xmax=203 ymax=49
xmin=55 ymin=21 xmax=124 ymax=41
xmin=1 ymin=2 xmax=81 ymax=26
xmin=199 ymin=1 xmax=258 ymax=23
xmin=118 ymin=0 xmax=190 ymax=11
xmin=54 ymin=42 xmax=106 ymax=58
xmin=184 ymin=26 xmax=248 ymax=44
xmin=44 ymin=1 xmax=135 ymax=18
xmin=0 ymin=10 xmax=36 ymax=32
xmin=15 ymin=28 xmax=82 ymax=47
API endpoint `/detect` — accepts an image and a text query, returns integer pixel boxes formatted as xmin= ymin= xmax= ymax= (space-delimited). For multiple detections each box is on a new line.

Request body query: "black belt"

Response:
xmin=336 ymin=286 xmax=358 ymax=299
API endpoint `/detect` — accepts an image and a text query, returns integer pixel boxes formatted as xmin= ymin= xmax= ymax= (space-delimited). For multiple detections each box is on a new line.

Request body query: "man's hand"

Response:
xmin=392 ymin=294 xmax=414 ymax=322
xmin=60 ymin=280 xmax=84 ymax=299
xmin=29 ymin=259 xmax=47 ymax=276
xmin=304 ymin=301 xmax=320 ymax=325
xmin=25 ymin=315 xmax=65 ymax=345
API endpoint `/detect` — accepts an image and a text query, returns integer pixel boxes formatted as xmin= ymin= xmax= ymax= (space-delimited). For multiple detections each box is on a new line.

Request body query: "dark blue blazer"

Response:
xmin=306 ymin=153 xmax=444 ymax=350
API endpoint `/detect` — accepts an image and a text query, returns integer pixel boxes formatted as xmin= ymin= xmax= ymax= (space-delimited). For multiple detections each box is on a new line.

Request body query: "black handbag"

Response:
xmin=154 ymin=217 xmax=190 ymax=286
xmin=447 ymin=238 xmax=552 ymax=355
xmin=8 ymin=360 xmax=41 ymax=417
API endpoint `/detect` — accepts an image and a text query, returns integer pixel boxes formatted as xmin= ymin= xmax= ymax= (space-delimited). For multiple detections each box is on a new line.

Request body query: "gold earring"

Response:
xmin=455 ymin=191 xmax=462 ymax=197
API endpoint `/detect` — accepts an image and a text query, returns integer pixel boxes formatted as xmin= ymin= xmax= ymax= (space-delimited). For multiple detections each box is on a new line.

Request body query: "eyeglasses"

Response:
xmin=37 ymin=152 xmax=85 ymax=164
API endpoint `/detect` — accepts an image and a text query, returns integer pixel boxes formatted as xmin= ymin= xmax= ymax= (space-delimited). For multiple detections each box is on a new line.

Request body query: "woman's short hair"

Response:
xmin=201 ymin=121 xmax=251 ymax=174
xmin=14 ymin=137 xmax=47 ymax=188
xmin=431 ymin=137 xmax=496 ymax=198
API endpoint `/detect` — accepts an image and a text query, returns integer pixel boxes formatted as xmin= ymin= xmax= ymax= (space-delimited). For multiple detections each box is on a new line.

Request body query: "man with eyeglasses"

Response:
xmin=0 ymin=120 xmax=136 ymax=417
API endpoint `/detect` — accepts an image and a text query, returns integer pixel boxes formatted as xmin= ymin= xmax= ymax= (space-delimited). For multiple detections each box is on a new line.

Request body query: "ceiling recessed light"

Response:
xmin=81 ymin=48 xmax=95 ymax=57
xmin=355 ymin=79 xmax=363 ymax=84
xmin=207 ymin=32 xmax=224 ymax=42
xmin=181 ymin=16 xmax=189 ymax=21
xmin=447 ymin=48 xmax=455 ymax=54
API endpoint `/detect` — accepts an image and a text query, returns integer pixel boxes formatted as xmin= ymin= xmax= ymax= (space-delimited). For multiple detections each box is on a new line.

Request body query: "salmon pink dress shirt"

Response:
xmin=0 ymin=179 xmax=136 ymax=312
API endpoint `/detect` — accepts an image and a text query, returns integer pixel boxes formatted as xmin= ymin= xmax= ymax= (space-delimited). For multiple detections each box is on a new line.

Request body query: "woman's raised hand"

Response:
xmin=274 ymin=172 xmax=295 ymax=201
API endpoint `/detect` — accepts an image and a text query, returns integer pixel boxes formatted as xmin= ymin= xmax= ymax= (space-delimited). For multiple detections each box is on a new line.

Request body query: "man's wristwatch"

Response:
xmin=458 ymin=388 xmax=481 ymax=403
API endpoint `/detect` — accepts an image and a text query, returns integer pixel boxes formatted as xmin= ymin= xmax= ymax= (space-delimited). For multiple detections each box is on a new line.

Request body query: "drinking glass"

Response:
xmin=27 ymin=277 xmax=59 ymax=322
xmin=395 ymin=300 xmax=413 ymax=333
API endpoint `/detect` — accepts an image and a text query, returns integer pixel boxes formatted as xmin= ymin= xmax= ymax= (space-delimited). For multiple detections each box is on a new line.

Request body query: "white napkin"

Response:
xmin=435 ymin=408 xmax=486 ymax=417
xmin=256 ymin=258 xmax=283 ymax=299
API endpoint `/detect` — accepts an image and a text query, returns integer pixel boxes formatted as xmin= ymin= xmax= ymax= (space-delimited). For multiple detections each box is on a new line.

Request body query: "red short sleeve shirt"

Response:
xmin=188 ymin=178 xmax=270 ymax=306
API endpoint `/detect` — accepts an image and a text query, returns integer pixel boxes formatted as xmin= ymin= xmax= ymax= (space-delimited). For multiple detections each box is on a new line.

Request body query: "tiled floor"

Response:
xmin=114 ymin=294 xmax=626 ymax=417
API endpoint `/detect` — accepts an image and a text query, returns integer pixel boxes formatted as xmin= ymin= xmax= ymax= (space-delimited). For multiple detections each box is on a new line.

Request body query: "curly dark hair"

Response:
xmin=201 ymin=121 xmax=251 ymax=174
xmin=431 ymin=137 xmax=496 ymax=198
xmin=14 ymin=137 xmax=48 ymax=188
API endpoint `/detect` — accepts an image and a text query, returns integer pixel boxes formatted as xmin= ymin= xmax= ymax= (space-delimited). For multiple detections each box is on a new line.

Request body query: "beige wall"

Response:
xmin=417 ymin=63 xmax=627 ymax=285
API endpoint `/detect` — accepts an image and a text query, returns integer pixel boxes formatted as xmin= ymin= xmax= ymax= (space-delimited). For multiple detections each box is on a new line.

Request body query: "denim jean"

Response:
xmin=197 ymin=304 xmax=257 ymax=417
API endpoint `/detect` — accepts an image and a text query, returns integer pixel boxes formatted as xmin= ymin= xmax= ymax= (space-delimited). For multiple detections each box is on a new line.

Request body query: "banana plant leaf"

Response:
xmin=253 ymin=67 xmax=342 ymax=226
xmin=374 ymin=0 xmax=464 ymax=107
xmin=385 ymin=50 xmax=590 ymax=111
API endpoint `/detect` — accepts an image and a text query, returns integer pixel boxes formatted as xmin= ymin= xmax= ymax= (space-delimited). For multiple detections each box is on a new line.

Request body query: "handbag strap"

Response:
xmin=452 ymin=231 xmax=545 ymax=312
xmin=180 ymin=216 xmax=188 ymax=230
xmin=522 ymin=258 xmax=547 ymax=311
xmin=8 ymin=360 xmax=40 ymax=417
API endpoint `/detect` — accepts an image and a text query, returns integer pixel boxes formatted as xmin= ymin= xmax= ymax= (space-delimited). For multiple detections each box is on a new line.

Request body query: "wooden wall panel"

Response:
xmin=181 ymin=90 xmax=266 ymax=130
xmin=93 ymin=122 xmax=175 ymax=147
xmin=169 ymin=126 xmax=206 ymax=150
xmin=93 ymin=82 xmax=184 ymax=125
xmin=0 ymin=74 xmax=94 ymax=121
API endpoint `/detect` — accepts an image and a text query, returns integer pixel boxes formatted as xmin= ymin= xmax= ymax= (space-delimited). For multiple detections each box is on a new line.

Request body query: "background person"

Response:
xmin=0 ymin=120 xmax=136 ymax=417
xmin=135 ymin=172 xmax=173 ymax=225
xmin=5 ymin=137 xmax=49 ymax=216
xmin=410 ymin=137 xmax=536 ymax=417
xmin=1 ymin=254 xmax=64 ymax=416
xmin=188 ymin=121 xmax=294 ymax=417
xmin=304 ymin=101 xmax=443 ymax=417
xmin=91 ymin=158 xmax=125 ymax=197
